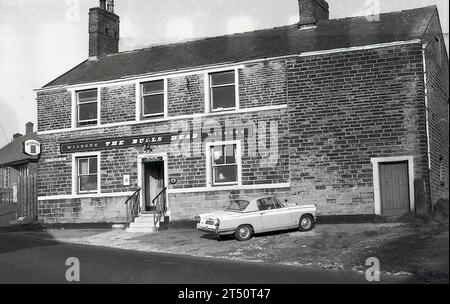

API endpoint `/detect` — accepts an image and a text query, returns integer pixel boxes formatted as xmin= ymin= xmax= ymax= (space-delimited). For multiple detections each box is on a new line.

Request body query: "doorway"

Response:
xmin=379 ymin=161 xmax=410 ymax=217
xmin=143 ymin=160 xmax=165 ymax=213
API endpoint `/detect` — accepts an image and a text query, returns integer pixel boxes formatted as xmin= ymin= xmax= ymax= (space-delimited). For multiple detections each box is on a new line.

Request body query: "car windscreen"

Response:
xmin=226 ymin=200 xmax=250 ymax=212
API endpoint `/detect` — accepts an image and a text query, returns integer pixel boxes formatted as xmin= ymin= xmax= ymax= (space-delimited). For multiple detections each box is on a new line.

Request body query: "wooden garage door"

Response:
xmin=379 ymin=161 xmax=410 ymax=217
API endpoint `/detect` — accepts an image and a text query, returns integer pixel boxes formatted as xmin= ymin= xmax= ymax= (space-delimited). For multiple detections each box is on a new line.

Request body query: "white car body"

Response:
xmin=196 ymin=196 xmax=317 ymax=236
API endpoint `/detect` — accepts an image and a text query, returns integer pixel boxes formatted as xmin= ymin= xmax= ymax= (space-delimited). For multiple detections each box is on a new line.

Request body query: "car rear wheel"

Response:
xmin=299 ymin=215 xmax=314 ymax=232
xmin=235 ymin=225 xmax=253 ymax=241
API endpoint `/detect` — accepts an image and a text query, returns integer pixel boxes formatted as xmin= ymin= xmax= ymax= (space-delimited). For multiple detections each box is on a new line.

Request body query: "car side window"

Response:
xmin=257 ymin=198 xmax=277 ymax=211
xmin=273 ymin=197 xmax=284 ymax=209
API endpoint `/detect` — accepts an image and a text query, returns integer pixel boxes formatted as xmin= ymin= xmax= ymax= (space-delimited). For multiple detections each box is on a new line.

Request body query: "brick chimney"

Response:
xmin=25 ymin=122 xmax=34 ymax=135
xmin=89 ymin=0 xmax=120 ymax=58
xmin=298 ymin=0 xmax=329 ymax=29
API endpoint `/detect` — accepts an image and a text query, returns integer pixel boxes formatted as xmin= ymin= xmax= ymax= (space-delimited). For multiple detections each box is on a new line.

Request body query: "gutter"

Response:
xmin=421 ymin=43 xmax=434 ymax=210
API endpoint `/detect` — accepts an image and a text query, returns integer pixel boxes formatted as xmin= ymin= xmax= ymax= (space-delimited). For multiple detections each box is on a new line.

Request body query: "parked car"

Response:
xmin=196 ymin=196 xmax=317 ymax=241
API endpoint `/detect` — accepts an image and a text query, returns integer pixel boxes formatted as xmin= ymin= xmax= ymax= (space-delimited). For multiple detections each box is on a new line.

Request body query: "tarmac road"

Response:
xmin=0 ymin=232 xmax=416 ymax=284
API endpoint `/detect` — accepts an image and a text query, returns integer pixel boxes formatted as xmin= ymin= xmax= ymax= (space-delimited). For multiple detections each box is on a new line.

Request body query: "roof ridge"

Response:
xmin=105 ymin=24 xmax=297 ymax=58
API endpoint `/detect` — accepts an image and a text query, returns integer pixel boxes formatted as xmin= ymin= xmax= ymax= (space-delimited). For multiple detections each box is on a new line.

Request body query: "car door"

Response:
xmin=273 ymin=197 xmax=296 ymax=228
xmin=258 ymin=197 xmax=292 ymax=232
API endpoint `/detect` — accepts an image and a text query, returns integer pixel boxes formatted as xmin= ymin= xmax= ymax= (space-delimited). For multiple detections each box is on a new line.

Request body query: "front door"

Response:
xmin=379 ymin=161 xmax=410 ymax=217
xmin=143 ymin=161 xmax=165 ymax=213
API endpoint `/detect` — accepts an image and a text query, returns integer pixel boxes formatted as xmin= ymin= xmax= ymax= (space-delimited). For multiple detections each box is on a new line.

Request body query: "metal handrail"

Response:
xmin=152 ymin=187 xmax=168 ymax=226
xmin=125 ymin=188 xmax=141 ymax=227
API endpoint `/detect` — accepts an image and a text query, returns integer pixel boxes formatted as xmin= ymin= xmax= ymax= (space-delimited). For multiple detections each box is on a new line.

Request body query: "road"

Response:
xmin=0 ymin=232 xmax=416 ymax=284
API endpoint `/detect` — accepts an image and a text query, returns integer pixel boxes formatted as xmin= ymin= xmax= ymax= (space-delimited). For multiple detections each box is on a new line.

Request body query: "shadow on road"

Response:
xmin=0 ymin=224 xmax=60 ymax=254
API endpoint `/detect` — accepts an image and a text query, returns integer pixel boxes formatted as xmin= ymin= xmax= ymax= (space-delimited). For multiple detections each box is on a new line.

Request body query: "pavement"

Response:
xmin=0 ymin=232 xmax=412 ymax=284
xmin=0 ymin=203 xmax=16 ymax=227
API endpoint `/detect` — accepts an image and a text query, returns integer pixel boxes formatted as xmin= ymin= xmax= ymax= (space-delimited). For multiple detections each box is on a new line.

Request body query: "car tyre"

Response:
xmin=299 ymin=214 xmax=314 ymax=232
xmin=235 ymin=225 xmax=253 ymax=241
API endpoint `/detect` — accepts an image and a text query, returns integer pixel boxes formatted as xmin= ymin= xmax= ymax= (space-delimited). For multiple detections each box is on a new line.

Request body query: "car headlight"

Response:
xmin=194 ymin=216 xmax=200 ymax=223
xmin=215 ymin=219 xmax=220 ymax=227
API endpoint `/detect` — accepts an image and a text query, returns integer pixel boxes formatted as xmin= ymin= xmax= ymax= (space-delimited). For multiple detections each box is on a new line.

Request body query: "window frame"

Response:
xmin=72 ymin=152 xmax=101 ymax=195
xmin=76 ymin=89 xmax=100 ymax=127
xmin=206 ymin=140 xmax=242 ymax=188
xmin=205 ymin=68 xmax=240 ymax=113
xmin=141 ymin=79 xmax=166 ymax=118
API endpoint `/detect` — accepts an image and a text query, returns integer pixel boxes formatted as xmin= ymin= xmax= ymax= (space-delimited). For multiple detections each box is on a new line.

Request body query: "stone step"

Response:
xmin=134 ymin=216 xmax=156 ymax=223
xmin=129 ymin=222 xmax=158 ymax=229
xmin=125 ymin=226 xmax=158 ymax=233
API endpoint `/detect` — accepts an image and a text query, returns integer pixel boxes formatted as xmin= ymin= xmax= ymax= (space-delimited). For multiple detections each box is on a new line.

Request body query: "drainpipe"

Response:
xmin=421 ymin=43 xmax=434 ymax=211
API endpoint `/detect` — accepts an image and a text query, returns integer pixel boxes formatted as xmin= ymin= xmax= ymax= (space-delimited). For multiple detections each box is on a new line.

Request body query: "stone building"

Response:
xmin=35 ymin=0 xmax=448 ymax=228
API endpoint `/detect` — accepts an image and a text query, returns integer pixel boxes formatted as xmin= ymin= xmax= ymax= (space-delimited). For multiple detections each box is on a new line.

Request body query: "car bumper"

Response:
xmin=197 ymin=224 xmax=235 ymax=235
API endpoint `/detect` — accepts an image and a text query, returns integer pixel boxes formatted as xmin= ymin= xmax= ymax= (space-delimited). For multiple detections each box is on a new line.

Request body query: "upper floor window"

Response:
xmin=142 ymin=80 xmax=165 ymax=118
xmin=77 ymin=89 xmax=98 ymax=127
xmin=77 ymin=155 xmax=99 ymax=194
xmin=209 ymin=70 xmax=236 ymax=112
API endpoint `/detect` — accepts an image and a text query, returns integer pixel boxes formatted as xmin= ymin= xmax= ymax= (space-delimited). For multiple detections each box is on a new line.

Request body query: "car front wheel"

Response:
xmin=299 ymin=215 xmax=314 ymax=232
xmin=235 ymin=225 xmax=253 ymax=241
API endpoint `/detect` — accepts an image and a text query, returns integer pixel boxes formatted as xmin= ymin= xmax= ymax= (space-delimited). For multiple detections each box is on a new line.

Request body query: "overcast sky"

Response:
xmin=0 ymin=0 xmax=448 ymax=147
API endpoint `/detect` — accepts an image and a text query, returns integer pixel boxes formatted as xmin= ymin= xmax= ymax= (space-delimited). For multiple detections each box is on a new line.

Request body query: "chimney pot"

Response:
xmin=107 ymin=0 xmax=115 ymax=13
xmin=25 ymin=122 xmax=34 ymax=135
xmin=298 ymin=0 xmax=329 ymax=28
xmin=99 ymin=0 xmax=106 ymax=10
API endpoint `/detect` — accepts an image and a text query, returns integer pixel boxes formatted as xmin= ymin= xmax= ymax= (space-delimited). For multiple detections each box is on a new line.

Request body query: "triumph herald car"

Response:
xmin=196 ymin=196 xmax=317 ymax=241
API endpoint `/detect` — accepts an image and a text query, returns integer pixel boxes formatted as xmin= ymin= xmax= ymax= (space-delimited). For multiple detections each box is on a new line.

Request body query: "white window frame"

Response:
xmin=136 ymin=77 xmax=168 ymax=121
xmin=72 ymin=152 xmax=101 ymax=195
xmin=205 ymin=67 xmax=240 ymax=113
xmin=205 ymin=140 xmax=242 ymax=188
xmin=71 ymin=87 xmax=101 ymax=129
xmin=371 ymin=156 xmax=415 ymax=216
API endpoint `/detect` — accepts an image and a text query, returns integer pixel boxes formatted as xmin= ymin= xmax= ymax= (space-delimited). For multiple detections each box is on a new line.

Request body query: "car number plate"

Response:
xmin=206 ymin=220 xmax=215 ymax=225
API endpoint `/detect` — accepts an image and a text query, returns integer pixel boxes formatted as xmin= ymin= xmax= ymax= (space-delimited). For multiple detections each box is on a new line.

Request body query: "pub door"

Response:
xmin=143 ymin=161 xmax=165 ymax=213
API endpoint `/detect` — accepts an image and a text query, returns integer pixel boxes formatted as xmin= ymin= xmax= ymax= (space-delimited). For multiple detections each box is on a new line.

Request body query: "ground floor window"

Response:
xmin=77 ymin=156 xmax=99 ymax=193
xmin=209 ymin=142 xmax=241 ymax=186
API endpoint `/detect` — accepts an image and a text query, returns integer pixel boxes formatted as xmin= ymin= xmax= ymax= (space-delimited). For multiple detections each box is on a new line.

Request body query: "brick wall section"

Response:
xmin=39 ymin=196 xmax=127 ymax=224
xmin=287 ymin=43 xmax=430 ymax=215
xmin=169 ymin=188 xmax=290 ymax=221
xmin=422 ymin=10 xmax=450 ymax=204
xmin=37 ymin=60 xmax=288 ymax=133
xmin=37 ymin=109 xmax=288 ymax=196
xmin=37 ymin=89 xmax=72 ymax=132
xmin=239 ymin=61 xmax=288 ymax=108
xmin=101 ymin=84 xmax=136 ymax=124
xmin=168 ymin=74 xmax=204 ymax=116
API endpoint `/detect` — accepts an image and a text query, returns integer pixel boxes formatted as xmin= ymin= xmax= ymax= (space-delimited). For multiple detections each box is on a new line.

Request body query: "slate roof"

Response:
xmin=43 ymin=6 xmax=436 ymax=88
xmin=0 ymin=133 xmax=38 ymax=167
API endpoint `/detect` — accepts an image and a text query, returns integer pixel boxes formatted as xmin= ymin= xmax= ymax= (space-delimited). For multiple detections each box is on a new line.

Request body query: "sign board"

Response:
xmin=23 ymin=140 xmax=41 ymax=156
xmin=60 ymin=126 xmax=254 ymax=154
xmin=123 ymin=175 xmax=130 ymax=186
xmin=60 ymin=132 xmax=186 ymax=154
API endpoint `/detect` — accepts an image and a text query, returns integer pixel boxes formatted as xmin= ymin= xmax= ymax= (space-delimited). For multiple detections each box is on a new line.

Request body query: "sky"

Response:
xmin=0 ymin=0 xmax=448 ymax=147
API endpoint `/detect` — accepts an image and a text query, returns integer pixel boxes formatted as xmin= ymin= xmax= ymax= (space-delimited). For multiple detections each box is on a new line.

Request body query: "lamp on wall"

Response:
xmin=144 ymin=144 xmax=154 ymax=152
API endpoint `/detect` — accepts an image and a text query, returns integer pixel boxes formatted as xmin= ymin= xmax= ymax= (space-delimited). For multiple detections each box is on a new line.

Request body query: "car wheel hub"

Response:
xmin=239 ymin=228 xmax=249 ymax=238
xmin=301 ymin=218 xmax=311 ymax=229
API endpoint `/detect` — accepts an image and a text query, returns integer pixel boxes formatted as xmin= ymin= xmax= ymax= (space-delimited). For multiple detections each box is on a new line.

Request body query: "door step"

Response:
xmin=125 ymin=226 xmax=158 ymax=233
xmin=125 ymin=213 xmax=161 ymax=233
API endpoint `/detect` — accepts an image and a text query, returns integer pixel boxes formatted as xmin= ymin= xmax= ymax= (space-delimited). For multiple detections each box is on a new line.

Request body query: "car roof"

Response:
xmin=233 ymin=195 xmax=275 ymax=202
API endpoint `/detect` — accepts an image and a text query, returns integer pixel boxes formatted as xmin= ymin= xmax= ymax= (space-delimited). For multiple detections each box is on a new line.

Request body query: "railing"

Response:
xmin=152 ymin=187 xmax=168 ymax=226
xmin=125 ymin=188 xmax=141 ymax=227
